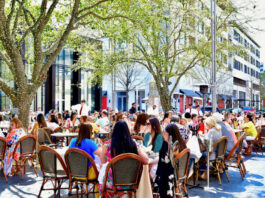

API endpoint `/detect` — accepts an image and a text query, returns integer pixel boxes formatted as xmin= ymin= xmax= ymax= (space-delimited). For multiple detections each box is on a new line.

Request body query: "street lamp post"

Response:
xmin=211 ymin=0 xmax=217 ymax=113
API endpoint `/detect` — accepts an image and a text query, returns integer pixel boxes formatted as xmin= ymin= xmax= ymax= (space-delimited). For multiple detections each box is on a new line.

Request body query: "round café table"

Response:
xmin=51 ymin=132 xmax=78 ymax=146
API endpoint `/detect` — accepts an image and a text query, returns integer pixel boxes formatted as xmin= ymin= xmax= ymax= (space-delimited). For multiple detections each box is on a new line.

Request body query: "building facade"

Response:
xmin=230 ymin=28 xmax=261 ymax=109
xmin=0 ymin=47 xmax=102 ymax=114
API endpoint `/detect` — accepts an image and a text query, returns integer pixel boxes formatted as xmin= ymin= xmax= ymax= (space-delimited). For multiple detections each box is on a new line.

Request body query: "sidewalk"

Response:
xmin=0 ymin=152 xmax=265 ymax=197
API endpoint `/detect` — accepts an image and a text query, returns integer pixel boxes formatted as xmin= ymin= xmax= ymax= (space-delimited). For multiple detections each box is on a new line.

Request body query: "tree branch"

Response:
xmin=78 ymin=0 xmax=108 ymax=15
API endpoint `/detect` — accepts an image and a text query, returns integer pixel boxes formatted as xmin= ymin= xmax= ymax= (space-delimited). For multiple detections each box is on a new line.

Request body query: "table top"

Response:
xmin=51 ymin=132 xmax=78 ymax=137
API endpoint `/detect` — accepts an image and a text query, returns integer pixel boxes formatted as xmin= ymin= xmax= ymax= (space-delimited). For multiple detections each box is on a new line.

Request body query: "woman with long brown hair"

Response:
xmin=133 ymin=113 xmax=150 ymax=136
xmin=155 ymin=124 xmax=187 ymax=197
xmin=69 ymin=123 xmax=102 ymax=198
xmin=143 ymin=118 xmax=163 ymax=153
xmin=31 ymin=113 xmax=47 ymax=135
xmin=69 ymin=123 xmax=102 ymax=158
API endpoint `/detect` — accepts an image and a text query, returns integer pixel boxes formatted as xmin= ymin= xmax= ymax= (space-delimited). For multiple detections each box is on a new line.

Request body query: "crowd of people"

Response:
xmin=0 ymin=100 xmax=264 ymax=197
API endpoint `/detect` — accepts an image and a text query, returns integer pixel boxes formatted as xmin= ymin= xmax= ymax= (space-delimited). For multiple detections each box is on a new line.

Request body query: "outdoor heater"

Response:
xmin=200 ymin=85 xmax=209 ymax=113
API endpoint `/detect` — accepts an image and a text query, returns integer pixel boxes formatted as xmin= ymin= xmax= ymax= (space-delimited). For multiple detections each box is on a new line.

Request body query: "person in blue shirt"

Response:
xmin=69 ymin=123 xmax=102 ymax=161
xmin=69 ymin=123 xmax=102 ymax=198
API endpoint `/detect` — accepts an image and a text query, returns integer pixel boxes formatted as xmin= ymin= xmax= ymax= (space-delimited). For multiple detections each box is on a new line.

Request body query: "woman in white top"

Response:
xmin=205 ymin=117 xmax=222 ymax=159
xmin=47 ymin=115 xmax=60 ymax=131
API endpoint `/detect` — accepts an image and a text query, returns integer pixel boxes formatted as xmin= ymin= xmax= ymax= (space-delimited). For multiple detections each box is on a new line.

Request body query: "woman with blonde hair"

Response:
xmin=204 ymin=116 xmax=222 ymax=159
xmin=199 ymin=116 xmax=222 ymax=180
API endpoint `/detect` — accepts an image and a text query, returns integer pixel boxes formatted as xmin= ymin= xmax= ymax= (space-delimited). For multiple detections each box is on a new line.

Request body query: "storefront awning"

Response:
xmin=195 ymin=91 xmax=210 ymax=97
xmin=218 ymin=94 xmax=232 ymax=100
xmin=180 ymin=89 xmax=201 ymax=98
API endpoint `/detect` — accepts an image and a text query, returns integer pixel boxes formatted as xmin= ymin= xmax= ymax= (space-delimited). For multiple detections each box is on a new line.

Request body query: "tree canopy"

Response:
xmin=0 ymin=0 xmax=135 ymax=127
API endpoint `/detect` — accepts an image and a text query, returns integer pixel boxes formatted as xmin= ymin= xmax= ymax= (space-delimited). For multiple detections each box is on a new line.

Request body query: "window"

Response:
xmin=234 ymin=59 xmax=243 ymax=71
xmin=256 ymin=49 xmax=260 ymax=58
xmin=256 ymin=60 xmax=260 ymax=68
xmin=244 ymin=39 xmax=249 ymax=48
xmin=234 ymin=30 xmax=241 ymax=43
xmin=256 ymin=71 xmax=260 ymax=79
xmin=239 ymin=91 xmax=246 ymax=107
xmin=244 ymin=65 xmax=248 ymax=73
xmin=251 ymin=56 xmax=255 ymax=65
xmin=251 ymin=69 xmax=255 ymax=77
xmin=244 ymin=54 xmax=249 ymax=62
xmin=250 ymin=44 xmax=255 ymax=54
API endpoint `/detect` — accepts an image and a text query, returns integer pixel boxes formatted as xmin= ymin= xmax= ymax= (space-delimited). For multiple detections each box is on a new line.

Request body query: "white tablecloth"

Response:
xmin=51 ymin=132 xmax=78 ymax=137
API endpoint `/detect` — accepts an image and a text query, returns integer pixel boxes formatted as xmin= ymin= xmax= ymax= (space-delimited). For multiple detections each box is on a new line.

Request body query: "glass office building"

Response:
xmin=0 ymin=47 xmax=101 ymax=113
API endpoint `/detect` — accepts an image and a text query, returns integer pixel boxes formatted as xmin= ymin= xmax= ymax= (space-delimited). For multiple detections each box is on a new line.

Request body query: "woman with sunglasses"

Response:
xmin=143 ymin=118 xmax=163 ymax=153
xmin=132 ymin=113 xmax=150 ymax=137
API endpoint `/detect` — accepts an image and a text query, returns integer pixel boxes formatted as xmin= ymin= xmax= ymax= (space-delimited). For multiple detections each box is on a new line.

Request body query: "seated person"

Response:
xmin=99 ymin=121 xmax=148 ymax=197
xmin=212 ymin=113 xmax=235 ymax=152
xmin=31 ymin=113 xmax=47 ymax=135
xmin=144 ymin=118 xmax=163 ymax=153
xmin=155 ymin=124 xmax=187 ymax=198
xmin=242 ymin=114 xmax=257 ymax=140
xmin=47 ymin=115 xmax=60 ymax=132
xmin=4 ymin=118 xmax=26 ymax=176
xmin=69 ymin=123 xmax=102 ymax=198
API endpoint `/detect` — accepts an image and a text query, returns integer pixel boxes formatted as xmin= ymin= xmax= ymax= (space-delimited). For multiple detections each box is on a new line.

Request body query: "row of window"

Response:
xmin=234 ymin=59 xmax=260 ymax=79
xmin=234 ymin=50 xmax=260 ymax=68
xmin=233 ymin=30 xmax=260 ymax=58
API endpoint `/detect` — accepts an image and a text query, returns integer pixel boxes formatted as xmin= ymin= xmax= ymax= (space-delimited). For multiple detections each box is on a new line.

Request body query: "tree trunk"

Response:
xmin=155 ymin=81 xmax=172 ymax=112
xmin=159 ymin=91 xmax=172 ymax=112
xmin=126 ymin=90 xmax=129 ymax=112
xmin=12 ymin=94 xmax=33 ymax=131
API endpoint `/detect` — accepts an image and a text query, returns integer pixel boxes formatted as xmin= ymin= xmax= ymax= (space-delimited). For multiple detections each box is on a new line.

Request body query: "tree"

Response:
xmin=190 ymin=65 xmax=233 ymax=95
xmin=84 ymin=0 xmax=247 ymax=112
xmin=0 ymin=0 xmax=135 ymax=127
xmin=115 ymin=63 xmax=149 ymax=111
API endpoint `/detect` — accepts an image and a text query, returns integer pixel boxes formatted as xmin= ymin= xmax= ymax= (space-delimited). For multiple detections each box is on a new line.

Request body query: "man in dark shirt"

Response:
xmin=129 ymin=103 xmax=136 ymax=114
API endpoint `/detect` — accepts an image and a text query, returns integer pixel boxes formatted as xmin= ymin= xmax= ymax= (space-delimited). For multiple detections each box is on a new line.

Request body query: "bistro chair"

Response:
xmin=172 ymin=148 xmax=190 ymax=198
xmin=12 ymin=134 xmax=38 ymax=179
xmin=0 ymin=137 xmax=7 ymax=182
xmin=225 ymin=133 xmax=246 ymax=180
xmin=210 ymin=136 xmax=230 ymax=185
xmin=38 ymin=146 xmax=68 ymax=198
xmin=102 ymin=153 xmax=143 ymax=198
xmin=253 ymin=125 xmax=265 ymax=155
xmin=37 ymin=128 xmax=57 ymax=149
xmin=196 ymin=136 xmax=229 ymax=185
xmin=65 ymin=148 xmax=99 ymax=198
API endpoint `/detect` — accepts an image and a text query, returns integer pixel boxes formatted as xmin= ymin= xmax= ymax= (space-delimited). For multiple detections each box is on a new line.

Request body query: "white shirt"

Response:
xmin=47 ymin=122 xmax=60 ymax=131
xmin=72 ymin=104 xmax=89 ymax=117
xmin=147 ymin=107 xmax=159 ymax=116
xmin=191 ymin=109 xmax=203 ymax=116
xmin=185 ymin=108 xmax=193 ymax=114
xmin=96 ymin=117 xmax=109 ymax=128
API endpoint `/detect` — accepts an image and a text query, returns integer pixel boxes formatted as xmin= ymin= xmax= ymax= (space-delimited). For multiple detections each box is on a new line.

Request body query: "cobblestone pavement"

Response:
xmin=0 ymin=152 xmax=265 ymax=198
